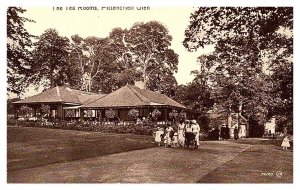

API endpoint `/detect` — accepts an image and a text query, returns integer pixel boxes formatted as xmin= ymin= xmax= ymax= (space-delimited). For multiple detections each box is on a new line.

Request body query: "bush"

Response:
xmin=7 ymin=116 xmax=17 ymax=125
xmin=15 ymin=120 xmax=155 ymax=136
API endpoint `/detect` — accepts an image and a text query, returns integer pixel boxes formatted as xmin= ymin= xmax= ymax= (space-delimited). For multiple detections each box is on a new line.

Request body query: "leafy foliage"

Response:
xmin=29 ymin=29 xmax=70 ymax=88
xmin=168 ymin=109 xmax=177 ymax=119
xmin=40 ymin=104 xmax=50 ymax=117
xmin=128 ymin=108 xmax=139 ymax=119
xmin=18 ymin=105 xmax=32 ymax=117
xmin=67 ymin=21 xmax=179 ymax=96
xmin=178 ymin=110 xmax=187 ymax=121
xmin=183 ymin=7 xmax=293 ymax=134
xmin=7 ymin=7 xmax=34 ymax=95
xmin=151 ymin=109 xmax=161 ymax=121
xmin=105 ymin=109 xmax=117 ymax=119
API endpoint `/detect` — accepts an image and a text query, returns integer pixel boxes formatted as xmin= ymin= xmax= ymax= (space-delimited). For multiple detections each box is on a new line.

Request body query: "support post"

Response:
xmin=164 ymin=108 xmax=168 ymax=122
xmin=80 ymin=109 xmax=84 ymax=121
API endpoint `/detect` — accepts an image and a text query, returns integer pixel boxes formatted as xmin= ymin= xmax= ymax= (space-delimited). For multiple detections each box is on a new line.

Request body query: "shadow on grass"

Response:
xmin=197 ymin=141 xmax=293 ymax=183
xmin=7 ymin=127 xmax=155 ymax=172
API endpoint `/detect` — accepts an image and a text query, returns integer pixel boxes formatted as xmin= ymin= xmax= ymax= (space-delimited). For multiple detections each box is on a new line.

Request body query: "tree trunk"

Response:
xmin=143 ymin=66 xmax=147 ymax=89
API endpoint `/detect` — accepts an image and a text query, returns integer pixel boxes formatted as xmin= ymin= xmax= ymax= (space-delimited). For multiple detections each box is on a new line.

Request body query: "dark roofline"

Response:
xmin=13 ymin=101 xmax=82 ymax=106
xmin=84 ymin=105 xmax=189 ymax=110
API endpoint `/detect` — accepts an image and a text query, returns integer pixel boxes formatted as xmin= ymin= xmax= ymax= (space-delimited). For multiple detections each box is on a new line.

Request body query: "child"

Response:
xmin=172 ymin=132 xmax=178 ymax=148
xmin=166 ymin=125 xmax=174 ymax=147
xmin=281 ymin=135 xmax=290 ymax=150
xmin=154 ymin=127 xmax=164 ymax=146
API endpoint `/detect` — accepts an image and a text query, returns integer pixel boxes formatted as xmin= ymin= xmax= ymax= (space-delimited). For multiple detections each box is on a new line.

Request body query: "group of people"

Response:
xmin=208 ymin=125 xmax=240 ymax=141
xmin=154 ymin=119 xmax=201 ymax=149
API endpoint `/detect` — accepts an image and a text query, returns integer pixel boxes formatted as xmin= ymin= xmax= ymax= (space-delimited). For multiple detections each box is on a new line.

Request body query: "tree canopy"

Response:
xmin=7 ymin=7 xmax=34 ymax=95
xmin=68 ymin=21 xmax=179 ymax=96
xmin=183 ymin=7 xmax=293 ymax=134
xmin=29 ymin=29 xmax=71 ymax=88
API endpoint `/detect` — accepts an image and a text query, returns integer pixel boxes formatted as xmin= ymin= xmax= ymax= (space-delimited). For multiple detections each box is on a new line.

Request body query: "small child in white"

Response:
xmin=172 ymin=132 xmax=178 ymax=148
xmin=281 ymin=135 xmax=290 ymax=150
xmin=154 ymin=127 xmax=164 ymax=146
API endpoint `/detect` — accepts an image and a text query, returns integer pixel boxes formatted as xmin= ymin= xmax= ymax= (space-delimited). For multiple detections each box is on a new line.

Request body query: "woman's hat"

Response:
xmin=192 ymin=119 xmax=197 ymax=124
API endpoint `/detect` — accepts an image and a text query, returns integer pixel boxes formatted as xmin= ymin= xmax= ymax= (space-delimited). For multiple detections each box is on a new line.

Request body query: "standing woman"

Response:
xmin=165 ymin=124 xmax=174 ymax=147
xmin=177 ymin=121 xmax=185 ymax=147
xmin=154 ymin=127 xmax=164 ymax=146
xmin=191 ymin=120 xmax=201 ymax=149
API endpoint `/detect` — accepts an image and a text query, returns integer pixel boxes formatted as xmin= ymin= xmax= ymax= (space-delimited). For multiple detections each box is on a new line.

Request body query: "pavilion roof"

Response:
xmin=13 ymin=86 xmax=105 ymax=106
xmin=83 ymin=85 xmax=186 ymax=109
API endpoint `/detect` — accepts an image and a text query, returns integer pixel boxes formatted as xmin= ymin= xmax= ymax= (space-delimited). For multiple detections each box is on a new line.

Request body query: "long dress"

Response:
xmin=165 ymin=127 xmax=173 ymax=145
xmin=281 ymin=137 xmax=290 ymax=148
xmin=155 ymin=130 xmax=164 ymax=143
xmin=178 ymin=123 xmax=185 ymax=146
xmin=191 ymin=123 xmax=200 ymax=146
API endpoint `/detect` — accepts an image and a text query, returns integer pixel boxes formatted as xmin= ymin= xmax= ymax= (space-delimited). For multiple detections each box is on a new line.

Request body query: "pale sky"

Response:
xmin=19 ymin=7 xmax=215 ymax=97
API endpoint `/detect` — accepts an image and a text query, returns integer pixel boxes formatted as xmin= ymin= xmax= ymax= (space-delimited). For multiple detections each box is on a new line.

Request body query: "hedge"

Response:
xmin=8 ymin=119 xmax=163 ymax=136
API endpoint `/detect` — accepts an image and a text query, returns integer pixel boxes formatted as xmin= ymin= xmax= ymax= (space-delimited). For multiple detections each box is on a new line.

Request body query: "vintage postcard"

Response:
xmin=6 ymin=3 xmax=294 ymax=185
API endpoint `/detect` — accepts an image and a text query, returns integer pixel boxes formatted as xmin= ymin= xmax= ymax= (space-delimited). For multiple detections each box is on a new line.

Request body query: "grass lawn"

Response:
xmin=198 ymin=139 xmax=293 ymax=183
xmin=7 ymin=127 xmax=293 ymax=183
xmin=7 ymin=126 xmax=155 ymax=172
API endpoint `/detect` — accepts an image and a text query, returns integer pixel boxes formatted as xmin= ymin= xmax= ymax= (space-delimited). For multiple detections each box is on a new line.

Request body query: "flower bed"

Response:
xmin=9 ymin=119 xmax=161 ymax=136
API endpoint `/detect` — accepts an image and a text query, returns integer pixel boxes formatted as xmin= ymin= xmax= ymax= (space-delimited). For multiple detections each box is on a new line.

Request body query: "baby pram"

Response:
xmin=184 ymin=132 xmax=196 ymax=149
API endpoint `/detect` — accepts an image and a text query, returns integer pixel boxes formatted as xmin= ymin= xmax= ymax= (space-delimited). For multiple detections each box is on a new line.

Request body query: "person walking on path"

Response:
xmin=191 ymin=119 xmax=200 ymax=149
xmin=281 ymin=135 xmax=291 ymax=151
xmin=234 ymin=126 xmax=239 ymax=140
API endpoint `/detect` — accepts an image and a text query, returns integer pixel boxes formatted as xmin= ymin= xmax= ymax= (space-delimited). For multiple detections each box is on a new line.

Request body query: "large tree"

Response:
xmin=69 ymin=33 xmax=137 ymax=93
xmin=183 ymin=7 xmax=293 ymax=134
xmin=7 ymin=7 xmax=34 ymax=96
xmin=29 ymin=29 xmax=70 ymax=88
xmin=115 ymin=21 xmax=179 ymax=93
xmin=68 ymin=21 xmax=179 ymax=96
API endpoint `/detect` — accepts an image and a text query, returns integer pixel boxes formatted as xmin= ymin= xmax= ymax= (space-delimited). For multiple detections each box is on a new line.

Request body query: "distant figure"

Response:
xmin=154 ymin=127 xmax=164 ymax=146
xmin=165 ymin=125 xmax=174 ymax=147
xmin=191 ymin=119 xmax=200 ymax=149
xmin=281 ymin=135 xmax=290 ymax=151
xmin=184 ymin=120 xmax=193 ymax=147
xmin=172 ymin=132 xmax=178 ymax=147
xmin=215 ymin=127 xmax=220 ymax=140
xmin=225 ymin=124 xmax=230 ymax=140
xmin=234 ymin=127 xmax=239 ymax=140
xmin=220 ymin=126 xmax=226 ymax=140
xmin=177 ymin=121 xmax=185 ymax=147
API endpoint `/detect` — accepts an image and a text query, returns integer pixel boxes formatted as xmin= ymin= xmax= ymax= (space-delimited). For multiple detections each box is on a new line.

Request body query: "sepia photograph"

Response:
xmin=6 ymin=4 xmax=293 ymax=184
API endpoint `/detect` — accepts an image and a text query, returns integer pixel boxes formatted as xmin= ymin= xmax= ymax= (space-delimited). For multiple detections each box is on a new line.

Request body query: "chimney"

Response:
xmin=134 ymin=81 xmax=145 ymax=89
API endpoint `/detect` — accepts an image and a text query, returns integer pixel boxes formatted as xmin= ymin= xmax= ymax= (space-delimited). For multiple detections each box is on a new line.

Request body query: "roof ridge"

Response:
xmin=82 ymin=93 xmax=108 ymax=107
xmin=146 ymin=88 xmax=186 ymax=108
xmin=127 ymin=85 xmax=150 ymax=104
xmin=136 ymin=86 xmax=170 ymax=104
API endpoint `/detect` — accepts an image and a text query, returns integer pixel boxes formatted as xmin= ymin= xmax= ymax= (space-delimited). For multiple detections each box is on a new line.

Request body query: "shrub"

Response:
xmin=128 ymin=108 xmax=139 ymax=120
xmin=15 ymin=120 xmax=156 ymax=136
xmin=105 ymin=109 xmax=117 ymax=121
